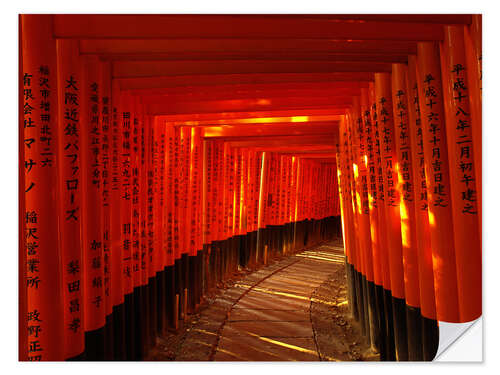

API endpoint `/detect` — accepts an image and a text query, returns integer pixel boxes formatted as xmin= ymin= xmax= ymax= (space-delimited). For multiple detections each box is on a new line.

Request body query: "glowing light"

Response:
xmin=432 ymin=253 xmax=443 ymax=272
xmin=401 ymin=221 xmax=410 ymax=248
xmin=399 ymin=200 xmax=409 ymax=220
xmin=256 ymin=98 xmax=271 ymax=106
xmin=183 ymin=121 xmax=200 ymax=126
xmin=356 ymin=192 xmax=362 ymax=214
xmin=370 ymin=223 xmax=377 ymax=241
xmin=428 ymin=210 xmax=436 ymax=227
xmin=192 ymin=328 xmax=217 ymax=336
xmin=295 ymin=253 xmax=345 ymax=264
xmin=244 ymin=332 xmax=339 ymax=360
xmin=368 ymin=193 xmax=374 ymax=211
xmin=395 ymin=162 xmax=405 ymax=185
xmin=291 ymin=116 xmax=309 ymax=123
xmin=190 ymin=127 xmax=195 ymax=152
xmin=353 ymin=163 xmax=358 ymax=179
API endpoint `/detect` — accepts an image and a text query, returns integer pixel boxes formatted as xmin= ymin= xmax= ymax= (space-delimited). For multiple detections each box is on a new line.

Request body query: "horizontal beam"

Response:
xmin=128 ymin=81 xmax=367 ymax=97
xmin=112 ymin=60 xmax=392 ymax=78
xmin=118 ymin=72 xmax=375 ymax=89
xmin=310 ymin=14 xmax=471 ymax=24
xmin=142 ymin=94 xmax=353 ymax=107
xmin=98 ymin=52 xmax=409 ymax=64
xmin=294 ymin=153 xmax=337 ymax=158
xmin=206 ymin=131 xmax=336 ymax=142
xmin=242 ymin=144 xmax=337 ymax=152
xmin=202 ymin=122 xmax=337 ymax=138
xmin=81 ymin=38 xmax=419 ymax=55
xmin=158 ymin=109 xmax=344 ymax=123
xmin=227 ymin=135 xmax=336 ymax=146
xmin=145 ymin=101 xmax=349 ymax=116
xmin=54 ymin=15 xmax=447 ymax=40
xmin=135 ymin=88 xmax=361 ymax=103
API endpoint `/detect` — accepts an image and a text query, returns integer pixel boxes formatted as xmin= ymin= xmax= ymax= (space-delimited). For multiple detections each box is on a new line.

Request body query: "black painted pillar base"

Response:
xmin=406 ymin=305 xmax=424 ymax=361
xmin=345 ymin=261 xmax=357 ymax=320
xmin=374 ymin=284 xmax=388 ymax=360
xmin=132 ymin=285 xmax=143 ymax=360
xmin=391 ymin=296 xmax=409 ymax=361
xmin=148 ymin=275 xmax=157 ymax=348
xmin=165 ymin=265 xmax=175 ymax=329
xmin=383 ymin=289 xmax=396 ymax=361
xmin=82 ymin=325 xmax=105 ymax=360
xmin=157 ymin=270 xmax=167 ymax=336
xmin=112 ymin=302 xmax=126 ymax=360
xmin=123 ymin=292 xmax=135 ymax=360
xmin=139 ymin=283 xmax=149 ymax=358
xmin=188 ymin=254 xmax=197 ymax=311
xmin=366 ymin=280 xmax=380 ymax=353
xmin=422 ymin=315 xmax=439 ymax=361
xmin=361 ymin=275 xmax=370 ymax=344
xmin=354 ymin=270 xmax=365 ymax=334
xmin=104 ymin=313 xmax=114 ymax=360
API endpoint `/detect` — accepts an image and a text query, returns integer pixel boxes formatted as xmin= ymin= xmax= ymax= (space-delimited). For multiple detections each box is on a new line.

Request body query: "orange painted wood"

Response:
xmin=56 ymin=38 xmax=85 ymax=359
xmin=113 ymin=60 xmax=392 ymax=79
xmin=99 ymin=62 xmax=114 ymax=312
xmin=119 ymin=73 xmax=375 ymax=91
xmin=361 ymin=88 xmax=383 ymax=287
xmin=53 ymin=15 xmax=446 ymax=40
xmin=80 ymin=56 xmax=106 ymax=332
xmin=463 ymin=17 xmax=482 ymax=240
xmin=349 ymin=98 xmax=374 ymax=282
xmin=110 ymin=80 xmax=124 ymax=306
xmin=440 ymin=26 xmax=481 ymax=322
xmin=79 ymin=38 xmax=419 ymax=56
xmin=391 ymin=63 xmax=420 ymax=309
xmin=374 ymin=72 xmax=405 ymax=300
xmin=406 ymin=55 xmax=437 ymax=320
xmin=369 ymin=82 xmax=391 ymax=291
xmin=416 ymin=42 xmax=460 ymax=322
xmin=21 ymin=14 xmax=64 ymax=361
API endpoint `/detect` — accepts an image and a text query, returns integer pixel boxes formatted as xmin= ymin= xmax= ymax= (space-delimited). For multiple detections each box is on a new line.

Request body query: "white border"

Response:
xmin=3 ymin=1 xmax=497 ymax=374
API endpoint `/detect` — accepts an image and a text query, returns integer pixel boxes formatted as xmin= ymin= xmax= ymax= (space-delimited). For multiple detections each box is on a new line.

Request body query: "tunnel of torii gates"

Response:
xmin=19 ymin=14 xmax=482 ymax=362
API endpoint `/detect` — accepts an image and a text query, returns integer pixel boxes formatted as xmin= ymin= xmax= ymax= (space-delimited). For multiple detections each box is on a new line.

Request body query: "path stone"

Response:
xmin=171 ymin=239 xmax=375 ymax=361
xmin=211 ymin=239 xmax=344 ymax=361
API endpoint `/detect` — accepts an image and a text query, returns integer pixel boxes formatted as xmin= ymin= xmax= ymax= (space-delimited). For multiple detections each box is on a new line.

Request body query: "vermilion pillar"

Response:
xmin=441 ymin=26 xmax=482 ymax=322
xmin=361 ymin=89 xmax=382 ymax=287
xmin=369 ymin=82 xmax=391 ymax=294
xmin=21 ymin=14 xmax=64 ymax=361
xmin=391 ymin=63 xmax=423 ymax=360
xmin=351 ymin=97 xmax=374 ymax=284
xmin=463 ymin=16 xmax=482 ymax=230
xmin=80 ymin=55 xmax=106 ymax=356
xmin=407 ymin=55 xmax=439 ymax=360
xmin=56 ymin=38 xmax=85 ymax=360
xmin=416 ymin=42 xmax=460 ymax=323
xmin=375 ymin=72 xmax=407 ymax=360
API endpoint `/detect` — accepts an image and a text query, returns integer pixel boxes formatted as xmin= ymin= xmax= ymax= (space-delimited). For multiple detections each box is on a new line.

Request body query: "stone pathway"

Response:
xmin=172 ymin=239 xmax=350 ymax=361
xmin=213 ymin=242 xmax=346 ymax=361
xmin=148 ymin=239 xmax=377 ymax=361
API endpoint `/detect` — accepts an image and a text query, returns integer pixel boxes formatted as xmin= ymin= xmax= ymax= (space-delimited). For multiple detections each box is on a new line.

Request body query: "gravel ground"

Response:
xmin=311 ymin=258 xmax=379 ymax=361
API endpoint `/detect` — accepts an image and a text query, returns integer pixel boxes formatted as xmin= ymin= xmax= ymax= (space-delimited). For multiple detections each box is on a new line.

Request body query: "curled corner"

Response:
xmin=434 ymin=316 xmax=482 ymax=361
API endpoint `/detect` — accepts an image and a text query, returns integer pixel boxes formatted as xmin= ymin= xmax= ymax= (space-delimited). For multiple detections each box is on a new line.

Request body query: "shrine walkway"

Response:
xmin=162 ymin=239 xmax=366 ymax=361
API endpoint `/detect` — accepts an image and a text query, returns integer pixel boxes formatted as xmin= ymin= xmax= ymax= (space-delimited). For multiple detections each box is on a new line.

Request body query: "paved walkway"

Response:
xmin=213 ymin=242 xmax=346 ymax=361
xmin=148 ymin=239 xmax=379 ymax=361
xmin=171 ymin=240 xmax=346 ymax=361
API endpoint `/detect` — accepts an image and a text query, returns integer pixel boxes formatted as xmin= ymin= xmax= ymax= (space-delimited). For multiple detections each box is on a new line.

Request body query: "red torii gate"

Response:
xmin=19 ymin=14 xmax=481 ymax=362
